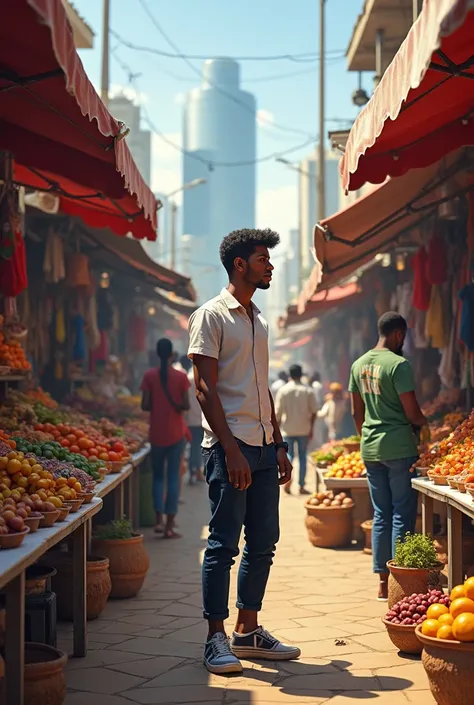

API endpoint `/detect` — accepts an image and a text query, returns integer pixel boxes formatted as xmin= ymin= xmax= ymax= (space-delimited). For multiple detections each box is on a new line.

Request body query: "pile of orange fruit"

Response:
xmin=324 ymin=451 xmax=366 ymax=479
xmin=421 ymin=578 xmax=474 ymax=641
xmin=0 ymin=334 xmax=30 ymax=371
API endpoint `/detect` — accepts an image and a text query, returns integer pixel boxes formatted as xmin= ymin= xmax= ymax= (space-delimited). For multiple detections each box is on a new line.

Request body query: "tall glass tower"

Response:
xmin=182 ymin=58 xmax=256 ymax=303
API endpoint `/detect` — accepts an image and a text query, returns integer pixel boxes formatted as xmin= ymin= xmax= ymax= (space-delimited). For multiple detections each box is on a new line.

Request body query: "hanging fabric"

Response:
xmin=43 ymin=229 xmax=66 ymax=283
xmin=411 ymin=246 xmax=431 ymax=311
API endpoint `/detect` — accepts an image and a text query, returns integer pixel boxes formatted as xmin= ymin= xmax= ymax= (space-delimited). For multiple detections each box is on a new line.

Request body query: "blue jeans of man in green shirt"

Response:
xmin=365 ymin=456 xmax=418 ymax=573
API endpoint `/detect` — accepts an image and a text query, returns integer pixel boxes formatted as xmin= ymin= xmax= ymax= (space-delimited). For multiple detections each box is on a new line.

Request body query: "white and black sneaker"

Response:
xmin=230 ymin=626 xmax=301 ymax=661
xmin=203 ymin=632 xmax=243 ymax=674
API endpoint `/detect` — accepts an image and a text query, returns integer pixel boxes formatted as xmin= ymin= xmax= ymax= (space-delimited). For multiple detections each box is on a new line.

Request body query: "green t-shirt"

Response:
xmin=348 ymin=349 xmax=418 ymax=462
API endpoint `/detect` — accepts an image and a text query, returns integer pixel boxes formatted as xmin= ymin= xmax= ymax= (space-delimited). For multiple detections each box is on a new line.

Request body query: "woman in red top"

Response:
xmin=141 ymin=338 xmax=190 ymax=538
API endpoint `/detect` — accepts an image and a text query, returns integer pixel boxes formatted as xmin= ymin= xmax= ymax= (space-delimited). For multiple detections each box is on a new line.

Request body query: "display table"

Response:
xmin=0 ymin=498 xmax=103 ymax=705
xmin=412 ymin=477 xmax=474 ymax=591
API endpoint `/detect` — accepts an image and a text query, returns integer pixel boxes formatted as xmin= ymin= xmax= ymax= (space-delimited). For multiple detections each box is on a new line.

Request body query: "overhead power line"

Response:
xmin=110 ymin=29 xmax=345 ymax=63
xmin=111 ymin=52 xmax=315 ymax=169
xmin=134 ymin=0 xmax=316 ymax=140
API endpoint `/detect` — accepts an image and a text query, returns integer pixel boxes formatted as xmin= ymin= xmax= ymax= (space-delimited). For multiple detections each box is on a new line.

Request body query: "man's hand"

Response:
xmin=225 ymin=447 xmax=252 ymax=491
xmin=277 ymin=447 xmax=292 ymax=486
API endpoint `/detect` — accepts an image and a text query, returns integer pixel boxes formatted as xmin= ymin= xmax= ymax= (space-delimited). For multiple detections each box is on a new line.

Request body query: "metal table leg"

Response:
xmin=447 ymin=504 xmax=463 ymax=592
xmin=72 ymin=522 xmax=87 ymax=657
xmin=421 ymin=494 xmax=434 ymax=535
xmin=4 ymin=572 xmax=25 ymax=705
xmin=132 ymin=464 xmax=140 ymax=532
xmin=125 ymin=473 xmax=133 ymax=525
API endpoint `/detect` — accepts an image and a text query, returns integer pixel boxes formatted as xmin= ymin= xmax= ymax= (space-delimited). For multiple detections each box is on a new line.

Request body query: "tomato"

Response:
xmin=86 ymin=439 xmax=95 ymax=450
xmin=113 ymin=442 xmax=125 ymax=453
xmin=70 ymin=445 xmax=80 ymax=454
xmin=52 ymin=430 xmax=61 ymax=439
xmin=75 ymin=430 xmax=85 ymax=439
xmin=98 ymin=452 xmax=109 ymax=461
xmin=80 ymin=450 xmax=89 ymax=458
xmin=60 ymin=438 xmax=70 ymax=447
xmin=108 ymin=451 xmax=121 ymax=462
xmin=78 ymin=438 xmax=89 ymax=450
xmin=66 ymin=434 xmax=77 ymax=444
xmin=88 ymin=448 xmax=99 ymax=457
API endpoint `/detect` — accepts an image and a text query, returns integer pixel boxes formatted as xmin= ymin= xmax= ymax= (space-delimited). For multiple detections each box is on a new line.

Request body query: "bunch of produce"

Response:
xmin=307 ymin=490 xmax=354 ymax=508
xmin=419 ymin=578 xmax=474 ymax=641
xmin=0 ymin=335 xmax=30 ymax=371
xmin=394 ymin=532 xmax=439 ymax=569
xmin=417 ymin=411 xmax=474 ymax=475
xmin=26 ymin=389 xmax=58 ymax=409
xmin=311 ymin=447 xmax=344 ymax=466
xmin=0 ymin=497 xmax=42 ymax=535
xmin=422 ymin=389 xmax=461 ymax=421
xmin=32 ymin=423 xmax=128 ymax=463
xmin=10 ymin=437 xmax=103 ymax=480
xmin=385 ymin=589 xmax=450 ymax=626
xmin=342 ymin=435 xmax=361 ymax=444
xmin=324 ymin=451 xmax=366 ymax=479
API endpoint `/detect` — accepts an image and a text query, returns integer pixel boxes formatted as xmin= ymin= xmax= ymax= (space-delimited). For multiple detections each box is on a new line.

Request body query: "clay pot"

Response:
xmin=46 ymin=553 xmax=111 ymax=620
xmin=387 ymin=560 xmax=443 ymax=609
xmin=361 ymin=520 xmax=372 ymax=555
xmin=25 ymin=566 xmax=57 ymax=596
xmin=24 ymin=643 xmax=67 ymax=705
xmin=304 ymin=504 xmax=353 ymax=549
xmin=91 ymin=534 xmax=149 ymax=598
xmin=416 ymin=626 xmax=474 ymax=705
xmin=382 ymin=617 xmax=422 ymax=655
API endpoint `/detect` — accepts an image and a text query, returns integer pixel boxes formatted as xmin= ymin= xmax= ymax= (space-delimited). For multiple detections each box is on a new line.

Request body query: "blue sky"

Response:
xmin=74 ymin=0 xmax=370 ymax=240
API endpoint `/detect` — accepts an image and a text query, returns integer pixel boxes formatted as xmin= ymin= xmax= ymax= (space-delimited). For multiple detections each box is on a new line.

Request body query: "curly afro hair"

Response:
xmin=219 ymin=228 xmax=280 ymax=275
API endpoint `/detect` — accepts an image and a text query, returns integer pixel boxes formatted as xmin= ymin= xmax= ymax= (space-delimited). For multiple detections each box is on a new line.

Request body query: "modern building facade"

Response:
xmin=109 ymin=96 xmax=151 ymax=186
xmin=182 ymin=58 xmax=257 ymax=302
xmin=299 ymin=149 xmax=339 ymax=277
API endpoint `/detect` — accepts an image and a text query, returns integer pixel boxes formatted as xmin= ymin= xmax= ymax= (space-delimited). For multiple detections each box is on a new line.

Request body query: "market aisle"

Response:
xmin=61 ymin=480 xmax=435 ymax=705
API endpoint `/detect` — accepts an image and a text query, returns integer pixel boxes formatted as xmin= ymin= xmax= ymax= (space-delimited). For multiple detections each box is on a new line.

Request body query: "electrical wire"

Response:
xmin=134 ymin=0 xmax=316 ymax=140
xmin=111 ymin=52 xmax=316 ymax=169
xmin=110 ymin=29 xmax=345 ymax=63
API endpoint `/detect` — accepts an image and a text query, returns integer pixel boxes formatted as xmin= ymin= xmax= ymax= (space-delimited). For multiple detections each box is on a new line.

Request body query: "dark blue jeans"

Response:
xmin=189 ymin=426 xmax=204 ymax=478
xmin=285 ymin=435 xmax=309 ymax=487
xmin=150 ymin=439 xmax=186 ymax=515
xmin=365 ymin=456 xmax=418 ymax=574
xmin=201 ymin=441 xmax=280 ymax=621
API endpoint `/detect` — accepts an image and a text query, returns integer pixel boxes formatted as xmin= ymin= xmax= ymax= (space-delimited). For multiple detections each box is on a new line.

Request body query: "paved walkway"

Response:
xmin=61 ymin=479 xmax=435 ymax=704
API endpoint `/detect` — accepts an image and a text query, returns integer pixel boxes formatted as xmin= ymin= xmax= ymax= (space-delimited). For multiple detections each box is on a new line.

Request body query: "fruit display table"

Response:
xmin=0 ymin=497 xmax=102 ymax=705
xmin=412 ymin=477 xmax=474 ymax=591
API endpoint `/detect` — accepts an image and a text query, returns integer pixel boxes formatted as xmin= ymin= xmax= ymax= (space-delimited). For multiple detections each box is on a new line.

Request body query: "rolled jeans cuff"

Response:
xmin=203 ymin=609 xmax=229 ymax=621
xmin=235 ymin=599 xmax=262 ymax=612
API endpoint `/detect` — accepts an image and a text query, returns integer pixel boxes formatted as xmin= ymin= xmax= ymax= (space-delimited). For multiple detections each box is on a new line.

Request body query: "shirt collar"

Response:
xmin=220 ymin=288 xmax=261 ymax=314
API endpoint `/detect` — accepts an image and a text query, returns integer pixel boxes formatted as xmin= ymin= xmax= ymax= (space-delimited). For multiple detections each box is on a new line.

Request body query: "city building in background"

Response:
xmin=299 ymin=149 xmax=339 ymax=278
xmin=63 ymin=0 xmax=94 ymax=49
xmin=109 ymin=96 xmax=151 ymax=186
xmin=182 ymin=58 xmax=257 ymax=303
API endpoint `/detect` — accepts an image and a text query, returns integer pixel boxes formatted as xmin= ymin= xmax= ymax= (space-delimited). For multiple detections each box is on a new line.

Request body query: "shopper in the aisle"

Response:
xmin=317 ymin=382 xmax=347 ymax=440
xmin=275 ymin=363 xmax=317 ymax=495
xmin=270 ymin=370 xmax=288 ymax=395
xmin=349 ymin=312 xmax=428 ymax=600
xmin=188 ymin=228 xmax=301 ymax=675
xmin=141 ymin=338 xmax=190 ymax=539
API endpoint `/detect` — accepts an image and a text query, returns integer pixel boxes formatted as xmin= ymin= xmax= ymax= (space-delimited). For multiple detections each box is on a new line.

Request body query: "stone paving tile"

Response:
xmin=66 ymin=667 xmax=146 ymax=694
xmin=61 ymin=478 xmax=434 ymax=704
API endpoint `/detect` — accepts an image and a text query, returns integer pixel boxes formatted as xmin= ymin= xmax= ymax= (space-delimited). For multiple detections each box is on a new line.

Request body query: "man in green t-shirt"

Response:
xmin=349 ymin=312 xmax=428 ymax=600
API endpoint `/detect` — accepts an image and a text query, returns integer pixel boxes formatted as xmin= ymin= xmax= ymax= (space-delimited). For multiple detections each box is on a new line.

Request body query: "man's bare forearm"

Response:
xmin=269 ymin=391 xmax=283 ymax=444
xmin=197 ymin=387 xmax=239 ymax=453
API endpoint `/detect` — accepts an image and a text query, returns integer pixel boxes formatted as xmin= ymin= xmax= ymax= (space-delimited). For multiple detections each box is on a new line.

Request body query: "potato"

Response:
xmin=322 ymin=498 xmax=332 ymax=506
xmin=7 ymin=515 xmax=25 ymax=532
xmin=43 ymin=502 xmax=56 ymax=513
xmin=342 ymin=497 xmax=353 ymax=507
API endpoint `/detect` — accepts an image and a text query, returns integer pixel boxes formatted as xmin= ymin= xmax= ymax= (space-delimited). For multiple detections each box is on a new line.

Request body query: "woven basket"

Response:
xmin=387 ymin=560 xmax=443 ymax=609
xmin=304 ymin=503 xmax=353 ymax=548
xmin=382 ymin=617 xmax=422 ymax=654
xmin=416 ymin=626 xmax=474 ymax=705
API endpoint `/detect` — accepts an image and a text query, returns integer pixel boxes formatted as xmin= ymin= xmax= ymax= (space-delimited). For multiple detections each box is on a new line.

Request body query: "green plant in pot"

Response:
xmin=91 ymin=518 xmax=149 ymax=599
xmin=387 ymin=532 xmax=443 ymax=608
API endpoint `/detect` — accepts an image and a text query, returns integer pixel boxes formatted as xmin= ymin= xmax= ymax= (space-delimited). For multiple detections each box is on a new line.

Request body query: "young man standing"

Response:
xmin=275 ymin=364 xmax=317 ymax=495
xmin=188 ymin=228 xmax=301 ymax=675
xmin=349 ymin=312 xmax=428 ymax=600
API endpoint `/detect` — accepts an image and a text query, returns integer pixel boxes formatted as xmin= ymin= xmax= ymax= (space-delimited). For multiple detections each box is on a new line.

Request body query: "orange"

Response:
xmin=427 ymin=603 xmax=449 ymax=620
xmin=450 ymin=597 xmax=474 ymax=619
xmin=450 ymin=584 xmax=467 ymax=601
xmin=421 ymin=619 xmax=440 ymax=637
xmin=438 ymin=613 xmax=454 ymax=626
xmin=464 ymin=577 xmax=474 ymax=601
xmin=452 ymin=613 xmax=474 ymax=642
xmin=437 ymin=625 xmax=455 ymax=640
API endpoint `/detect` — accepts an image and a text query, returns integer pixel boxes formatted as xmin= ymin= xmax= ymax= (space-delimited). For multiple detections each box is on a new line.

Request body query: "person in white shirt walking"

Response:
xmin=270 ymin=371 xmax=288 ymax=396
xmin=275 ymin=364 xmax=317 ymax=495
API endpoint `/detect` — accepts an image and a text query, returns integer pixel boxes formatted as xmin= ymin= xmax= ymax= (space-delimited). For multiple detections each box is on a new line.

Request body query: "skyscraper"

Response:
xmin=109 ymin=95 xmax=151 ymax=185
xmin=182 ymin=58 xmax=256 ymax=302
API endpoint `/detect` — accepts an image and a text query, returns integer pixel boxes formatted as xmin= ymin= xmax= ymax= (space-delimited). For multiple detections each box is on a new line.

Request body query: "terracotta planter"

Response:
xmin=25 ymin=566 xmax=57 ymax=596
xmin=46 ymin=554 xmax=112 ymax=620
xmin=387 ymin=560 xmax=443 ymax=609
xmin=91 ymin=534 xmax=149 ymax=598
xmin=361 ymin=520 xmax=372 ymax=555
xmin=24 ymin=643 xmax=67 ymax=705
xmin=416 ymin=626 xmax=474 ymax=705
xmin=382 ymin=617 xmax=422 ymax=655
xmin=304 ymin=504 xmax=353 ymax=549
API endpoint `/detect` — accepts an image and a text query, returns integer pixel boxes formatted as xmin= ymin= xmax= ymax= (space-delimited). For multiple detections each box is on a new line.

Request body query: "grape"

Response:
xmin=418 ymin=605 xmax=426 ymax=614
xmin=400 ymin=610 xmax=409 ymax=619
xmin=413 ymin=613 xmax=421 ymax=620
